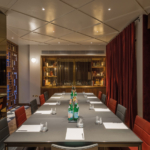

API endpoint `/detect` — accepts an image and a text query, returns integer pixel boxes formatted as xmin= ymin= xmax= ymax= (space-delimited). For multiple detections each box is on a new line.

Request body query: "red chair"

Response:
xmin=107 ymin=98 xmax=117 ymax=114
xmin=15 ymin=106 xmax=27 ymax=128
xmin=111 ymin=116 xmax=150 ymax=150
xmin=39 ymin=94 xmax=45 ymax=106
xmin=98 ymin=91 xmax=102 ymax=100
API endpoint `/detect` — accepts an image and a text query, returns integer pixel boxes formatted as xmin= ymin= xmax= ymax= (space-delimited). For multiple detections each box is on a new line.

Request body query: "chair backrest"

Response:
xmin=101 ymin=94 xmax=106 ymax=104
xmin=51 ymin=144 xmax=98 ymax=150
xmin=39 ymin=94 xmax=45 ymax=106
xmin=133 ymin=116 xmax=150 ymax=150
xmin=108 ymin=98 xmax=117 ymax=114
xmin=98 ymin=91 xmax=102 ymax=100
xmin=15 ymin=106 xmax=27 ymax=128
xmin=0 ymin=118 xmax=10 ymax=148
xmin=116 ymin=104 xmax=127 ymax=123
xmin=30 ymin=99 xmax=38 ymax=114
xmin=44 ymin=91 xmax=49 ymax=101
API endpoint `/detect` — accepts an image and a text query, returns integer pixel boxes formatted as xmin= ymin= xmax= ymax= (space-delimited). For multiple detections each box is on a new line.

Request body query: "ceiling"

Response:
xmin=0 ymin=0 xmax=150 ymax=46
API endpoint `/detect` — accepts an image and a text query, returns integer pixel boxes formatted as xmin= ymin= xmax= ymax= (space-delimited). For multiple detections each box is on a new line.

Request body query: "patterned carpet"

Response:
xmin=7 ymin=106 xmax=30 ymax=122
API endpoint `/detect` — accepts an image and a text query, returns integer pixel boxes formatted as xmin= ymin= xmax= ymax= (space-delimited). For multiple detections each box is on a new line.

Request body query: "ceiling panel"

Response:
xmin=34 ymin=23 xmax=72 ymax=37
xmin=45 ymin=39 xmax=78 ymax=45
xmin=105 ymin=11 xmax=142 ymax=32
xmin=7 ymin=26 xmax=29 ymax=37
xmin=0 ymin=0 xmax=16 ymax=8
xmin=78 ymin=38 xmax=106 ymax=45
xmin=79 ymin=23 xmax=117 ymax=40
xmin=11 ymin=0 xmax=74 ymax=22
xmin=61 ymin=0 xmax=94 ymax=8
xmin=22 ymin=32 xmax=54 ymax=42
xmin=7 ymin=11 xmax=47 ymax=31
xmin=52 ymin=10 xmax=100 ymax=31
xmin=137 ymin=0 xmax=150 ymax=8
xmin=7 ymin=28 xmax=42 ymax=45
xmin=61 ymin=32 xmax=91 ymax=42
xmin=80 ymin=0 xmax=143 ymax=22
xmin=97 ymin=32 xmax=118 ymax=42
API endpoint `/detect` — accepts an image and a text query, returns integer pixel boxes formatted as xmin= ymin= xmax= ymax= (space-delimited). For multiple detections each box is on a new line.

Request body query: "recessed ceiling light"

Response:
xmin=108 ymin=8 xmax=111 ymax=11
xmin=11 ymin=37 xmax=14 ymax=39
xmin=97 ymin=31 xmax=98 ymax=33
xmin=53 ymin=31 xmax=55 ymax=32
xmin=58 ymin=42 xmax=60 ymax=44
xmin=91 ymin=42 xmax=92 ymax=44
xmin=42 ymin=8 xmax=45 ymax=11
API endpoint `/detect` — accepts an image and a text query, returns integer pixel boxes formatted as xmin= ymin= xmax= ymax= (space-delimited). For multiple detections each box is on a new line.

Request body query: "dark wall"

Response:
xmin=143 ymin=15 xmax=150 ymax=121
xmin=0 ymin=56 xmax=6 ymax=85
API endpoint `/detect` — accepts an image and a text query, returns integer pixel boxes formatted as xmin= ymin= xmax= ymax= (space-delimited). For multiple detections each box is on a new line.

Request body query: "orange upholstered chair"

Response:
xmin=98 ymin=91 xmax=102 ymax=100
xmin=39 ymin=94 xmax=45 ymax=106
xmin=107 ymin=98 xmax=117 ymax=114
xmin=15 ymin=106 xmax=27 ymax=128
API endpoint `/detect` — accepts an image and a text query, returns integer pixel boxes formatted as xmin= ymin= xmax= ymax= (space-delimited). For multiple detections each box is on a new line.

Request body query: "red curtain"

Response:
xmin=106 ymin=22 xmax=137 ymax=129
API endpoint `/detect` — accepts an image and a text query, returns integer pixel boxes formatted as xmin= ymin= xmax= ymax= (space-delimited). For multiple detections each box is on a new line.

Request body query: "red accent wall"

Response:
xmin=143 ymin=15 xmax=150 ymax=121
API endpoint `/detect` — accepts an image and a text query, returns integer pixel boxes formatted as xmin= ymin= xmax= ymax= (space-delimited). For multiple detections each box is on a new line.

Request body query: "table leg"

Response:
xmin=5 ymin=144 xmax=8 ymax=150
xmin=138 ymin=144 xmax=142 ymax=150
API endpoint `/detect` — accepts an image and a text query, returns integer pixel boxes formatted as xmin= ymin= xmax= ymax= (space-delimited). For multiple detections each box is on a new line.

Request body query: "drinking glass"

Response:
xmin=96 ymin=116 xmax=99 ymax=124
xmin=52 ymin=108 xmax=56 ymax=114
xmin=40 ymin=122 xmax=44 ymax=131
xmin=99 ymin=117 xmax=102 ymax=125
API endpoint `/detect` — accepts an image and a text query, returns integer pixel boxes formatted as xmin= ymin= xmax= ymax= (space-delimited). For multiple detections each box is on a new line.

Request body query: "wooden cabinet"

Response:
xmin=41 ymin=56 xmax=106 ymax=87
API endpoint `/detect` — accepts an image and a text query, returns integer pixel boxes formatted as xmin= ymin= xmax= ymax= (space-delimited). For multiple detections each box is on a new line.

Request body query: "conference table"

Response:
xmin=4 ymin=93 xmax=142 ymax=150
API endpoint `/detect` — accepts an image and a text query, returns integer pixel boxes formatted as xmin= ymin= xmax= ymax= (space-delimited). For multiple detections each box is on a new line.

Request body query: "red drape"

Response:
xmin=106 ymin=22 xmax=137 ymax=129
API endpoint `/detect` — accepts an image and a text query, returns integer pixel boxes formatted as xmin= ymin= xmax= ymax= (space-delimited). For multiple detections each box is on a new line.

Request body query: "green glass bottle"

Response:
xmin=68 ymin=100 xmax=73 ymax=121
xmin=74 ymin=101 xmax=79 ymax=120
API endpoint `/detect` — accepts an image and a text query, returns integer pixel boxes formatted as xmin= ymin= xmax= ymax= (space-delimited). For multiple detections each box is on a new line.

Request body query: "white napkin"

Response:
xmin=85 ymin=93 xmax=94 ymax=95
xmin=87 ymin=97 xmax=97 ymax=99
xmin=94 ymin=108 xmax=110 ymax=112
xmin=16 ymin=125 xmax=41 ymax=132
xmin=44 ymin=103 xmax=57 ymax=105
xmin=90 ymin=101 xmax=102 ymax=104
xmin=35 ymin=110 xmax=52 ymax=114
xmin=103 ymin=123 xmax=128 ymax=129
xmin=51 ymin=97 xmax=60 ymax=99
xmin=65 ymin=128 xmax=84 ymax=140
xmin=54 ymin=93 xmax=63 ymax=95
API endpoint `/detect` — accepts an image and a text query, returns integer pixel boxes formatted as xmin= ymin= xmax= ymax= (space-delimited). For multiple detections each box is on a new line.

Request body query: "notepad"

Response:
xmin=51 ymin=97 xmax=60 ymax=99
xmin=65 ymin=128 xmax=84 ymax=140
xmin=87 ymin=97 xmax=97 ymax=99
xmin=44 ymin=103 xmax=57 ymax=105
xmin=103 ymin=123 xmax=128 ymax=129
xmin=35 ymin=110 xmax=52 ymax=114
xmin=90 ymin=101 xmax=102 ymax=104
xmin=94 ymin=108 xmax=110 ymax=112
xmin=16 ymin=125 xmax=41 ymax=132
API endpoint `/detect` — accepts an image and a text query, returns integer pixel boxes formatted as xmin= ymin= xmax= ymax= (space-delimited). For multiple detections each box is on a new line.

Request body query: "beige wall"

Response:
xmin=19 ymin=45 xmax=106 ymax=104
xmin=135 ymin=15 xmax=143 ymax=117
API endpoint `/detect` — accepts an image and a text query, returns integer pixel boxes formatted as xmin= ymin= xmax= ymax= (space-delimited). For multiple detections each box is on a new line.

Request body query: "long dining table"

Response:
xmin=4 ymin=93 xmax=142 ymax=150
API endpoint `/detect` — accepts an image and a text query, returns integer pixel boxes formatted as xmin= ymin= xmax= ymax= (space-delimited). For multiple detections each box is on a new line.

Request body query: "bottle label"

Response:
xmin=74 ymin=112 xmax=78 ymax=119
xmin=68 ymin=111 xmax=73 ymax=119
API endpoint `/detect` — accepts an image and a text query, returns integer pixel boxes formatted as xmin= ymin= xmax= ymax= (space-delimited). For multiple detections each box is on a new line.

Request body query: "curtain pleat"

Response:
xmin=106 ymin=22 xmax=137 ymax=129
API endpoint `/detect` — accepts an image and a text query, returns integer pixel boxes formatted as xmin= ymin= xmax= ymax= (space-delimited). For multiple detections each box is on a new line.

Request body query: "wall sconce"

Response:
xmin=31 ymin=58 xmax=36 ymax=63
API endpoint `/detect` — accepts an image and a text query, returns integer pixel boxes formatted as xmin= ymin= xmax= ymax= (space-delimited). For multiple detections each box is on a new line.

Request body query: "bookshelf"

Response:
xmin=6 ymin=41 xmax=18 ymax=110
